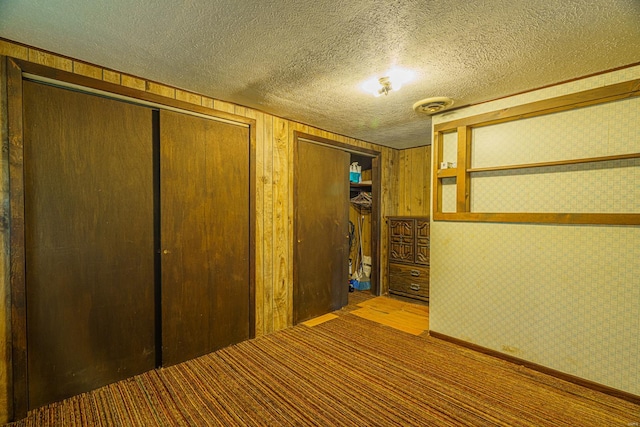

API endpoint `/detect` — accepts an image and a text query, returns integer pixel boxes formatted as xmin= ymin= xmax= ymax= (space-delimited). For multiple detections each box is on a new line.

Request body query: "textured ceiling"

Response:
xmin=1 ymin=0 xmax=639 ymax=148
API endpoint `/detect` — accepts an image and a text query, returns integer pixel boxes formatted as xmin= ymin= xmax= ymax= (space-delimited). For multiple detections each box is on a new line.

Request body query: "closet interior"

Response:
xmin=348 ymin=153 xmax=373 ymax=296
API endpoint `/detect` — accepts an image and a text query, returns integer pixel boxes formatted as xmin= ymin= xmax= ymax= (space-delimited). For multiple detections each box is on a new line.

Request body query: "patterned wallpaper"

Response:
xmin=440 ymin=132 xmax=458 ymax=213
xmin=471 ymin=158 xmax=640 ymax=213
xmin=472 ymin=96 xmax=640 ymax=168
xmin=430 ymin=64 xmax=640 ymax=395
xmin=431 ymin=222 xmax=640 ymax=393
xmin=442 ymin=131 xmax=458 ymax=164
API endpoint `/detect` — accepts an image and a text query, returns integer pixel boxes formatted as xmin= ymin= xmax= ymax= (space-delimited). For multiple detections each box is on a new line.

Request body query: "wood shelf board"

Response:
xmin=468 ymin=152 xmax=640 ymax=174
xmin=433 ymin=212 xmax=640 ymax=225
xmin=437 ymin=169 xmax=457 ymax=178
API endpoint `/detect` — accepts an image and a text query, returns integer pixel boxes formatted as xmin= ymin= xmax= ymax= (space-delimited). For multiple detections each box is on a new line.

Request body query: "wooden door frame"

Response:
xmin=4 ymin=57 xmax=257 ymax=420
xmin=293 ymin=131 xmax=382 ymax=300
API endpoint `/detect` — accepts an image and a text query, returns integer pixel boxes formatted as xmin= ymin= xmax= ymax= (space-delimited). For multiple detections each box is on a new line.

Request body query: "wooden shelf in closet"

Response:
xmin=350 ymin=182 xmax=372 ymax=189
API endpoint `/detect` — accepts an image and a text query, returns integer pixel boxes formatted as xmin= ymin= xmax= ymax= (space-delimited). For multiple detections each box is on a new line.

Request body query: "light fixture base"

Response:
xmin=378 ymin=77 xmax=392 ymax=96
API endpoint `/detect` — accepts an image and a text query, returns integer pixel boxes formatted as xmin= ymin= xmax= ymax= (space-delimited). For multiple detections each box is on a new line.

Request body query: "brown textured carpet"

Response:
xmin=9 ymin=309 xmax=640 ymax=426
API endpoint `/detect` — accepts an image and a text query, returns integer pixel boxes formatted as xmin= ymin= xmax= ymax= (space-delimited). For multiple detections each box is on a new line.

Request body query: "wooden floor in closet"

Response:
xmin=304 ymin=291 xmax=429 ymax=336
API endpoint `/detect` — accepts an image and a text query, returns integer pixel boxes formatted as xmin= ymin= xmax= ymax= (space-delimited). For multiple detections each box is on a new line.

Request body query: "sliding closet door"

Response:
xmin=23 ymin=81 xmax=155 ymax=409
xmin=160 ymin=110 xmax=250 ymax=366
xmin=294 ymin=140 xmax=350 ymax=324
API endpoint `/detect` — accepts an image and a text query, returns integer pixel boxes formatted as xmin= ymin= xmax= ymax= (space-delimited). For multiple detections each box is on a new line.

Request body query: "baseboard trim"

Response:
xmin=428 ymin=331 xmax=640 ymax=405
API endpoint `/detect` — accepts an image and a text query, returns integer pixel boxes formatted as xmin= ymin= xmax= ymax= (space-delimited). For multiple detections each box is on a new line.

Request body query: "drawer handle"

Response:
xmin=410 ymin=283 xmax=421 ymax=291
xmin=410 ymin=270 xmax=420 ymax=277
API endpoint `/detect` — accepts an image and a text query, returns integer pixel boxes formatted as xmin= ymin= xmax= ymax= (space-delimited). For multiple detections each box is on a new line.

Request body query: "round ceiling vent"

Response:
xmin=413 ymin=97 xmax=454 ymax=114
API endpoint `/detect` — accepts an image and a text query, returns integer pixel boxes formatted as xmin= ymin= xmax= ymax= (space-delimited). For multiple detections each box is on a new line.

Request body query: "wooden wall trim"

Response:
xmin=248 ymin=111 xmax=257 ymax=339
xmin=0 ymin=57 xmax=12 ymax=423
xmin=11 ymin=59 xmax=255 ymax=128
xmin=434 ymin=78 xmax=640 ymax=132
xmin=370 ymin=155 xmax=381 ymax=296
xmin=429 ymin=331 xmax=640 ymax=405
xmin=467 ymin=152 xmax=640 ymax=173
xmin=455 ymin=126 xmax=470 ymax=213
xmin=272 ymin=118 xmax=289 ymax=330
xmin=432 ymin=212 xmax=640 ymax=225
xmin=6 ymin=57 xmax=27 ymax=420
xmin=431 ymin=77 xmax=640 ymax=226
xmin=296 ymin=132 xmax=380 ymax=157
xmin=432 ymin=132 xmax=443 ymax=216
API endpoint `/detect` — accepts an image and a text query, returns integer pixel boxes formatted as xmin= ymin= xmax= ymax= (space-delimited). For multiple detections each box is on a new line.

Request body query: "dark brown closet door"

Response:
xmin=160 ymin=110 xmax=250 ymax=366
xmin=294 ymin=140 xmax=350 ymax=324
xmin=23 ymin=81 xmax=155 ymax=409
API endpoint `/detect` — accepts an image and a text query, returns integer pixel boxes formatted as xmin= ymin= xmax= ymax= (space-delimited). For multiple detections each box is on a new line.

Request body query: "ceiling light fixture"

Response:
xmin=361 ymin=67 xmax=415 ymax=97
xmin=377 ymin=77 xmax=392 ymax=96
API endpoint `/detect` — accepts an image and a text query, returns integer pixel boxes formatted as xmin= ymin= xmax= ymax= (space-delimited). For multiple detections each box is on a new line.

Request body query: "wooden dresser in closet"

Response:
xmin=387 ymin=216 xmax=430 ymax=302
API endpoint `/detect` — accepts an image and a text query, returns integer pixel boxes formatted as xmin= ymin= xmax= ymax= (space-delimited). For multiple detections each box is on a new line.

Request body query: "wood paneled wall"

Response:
xmin=395 ymin=146 xmax=432 ymax=216
xmin=0 ymin=39 xmax=413 ymax=422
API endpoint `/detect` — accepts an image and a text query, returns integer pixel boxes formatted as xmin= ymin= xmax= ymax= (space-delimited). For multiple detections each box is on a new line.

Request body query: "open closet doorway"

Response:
xmin=293 ymin=132 xmax=381 ymax=325
xmin=348 ymin=153 xmax=376 ymax=299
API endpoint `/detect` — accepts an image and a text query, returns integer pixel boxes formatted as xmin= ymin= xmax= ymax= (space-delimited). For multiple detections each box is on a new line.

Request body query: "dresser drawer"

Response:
xmin=388 ymin=263 xmax=429 ymax=299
